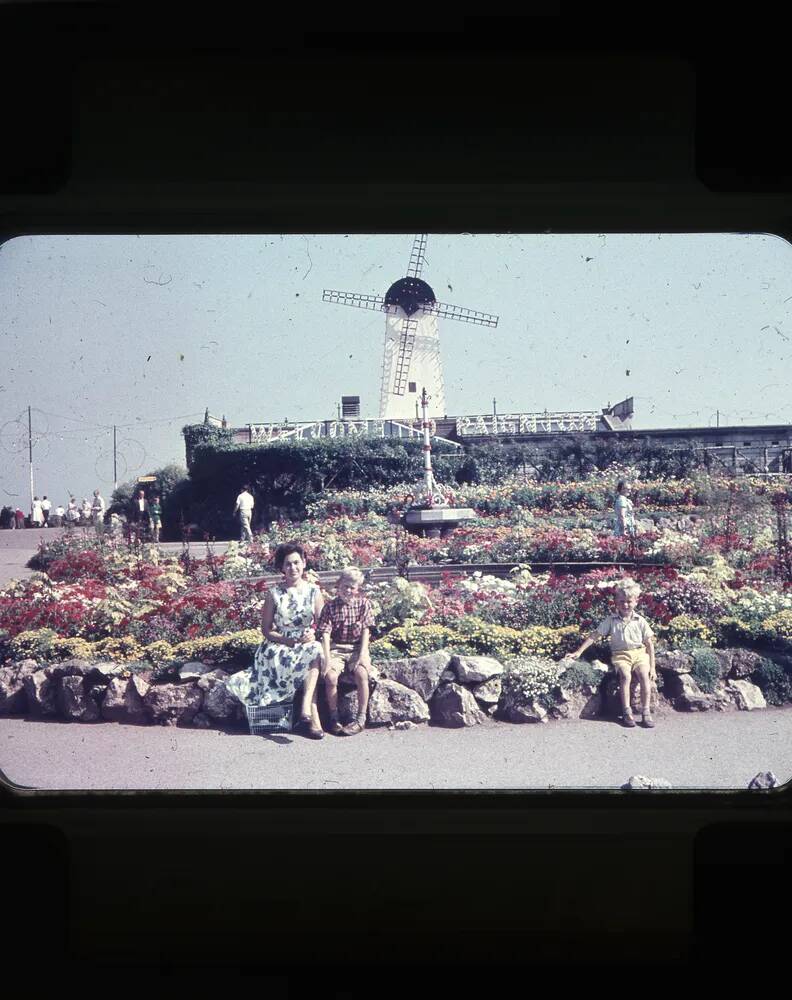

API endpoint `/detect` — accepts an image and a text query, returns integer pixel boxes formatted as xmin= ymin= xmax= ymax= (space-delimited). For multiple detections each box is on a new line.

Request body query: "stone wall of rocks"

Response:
xmin=0 ymin=645 xmax=781 ymax=731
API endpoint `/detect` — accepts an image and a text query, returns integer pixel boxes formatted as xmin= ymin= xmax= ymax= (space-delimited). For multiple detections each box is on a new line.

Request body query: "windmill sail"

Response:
xmin=406 ymin=234 xmax=428 ymax=279
xmin=392 ymin=317 xmax=419 ymax=396
xmin=322 ymin=290 xmax=387 ymax=312
xmin=421 ymin=300 xmax=499 ymax=327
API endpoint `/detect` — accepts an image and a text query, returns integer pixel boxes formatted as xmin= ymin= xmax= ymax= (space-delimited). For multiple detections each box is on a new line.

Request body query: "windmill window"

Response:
xmin=408 ymin=382 xmax=417 ymax=393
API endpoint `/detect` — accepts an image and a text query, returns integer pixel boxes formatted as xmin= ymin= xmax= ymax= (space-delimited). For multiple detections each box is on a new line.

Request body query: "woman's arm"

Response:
xmin=359 ymin=625 xmax=371 ymax=661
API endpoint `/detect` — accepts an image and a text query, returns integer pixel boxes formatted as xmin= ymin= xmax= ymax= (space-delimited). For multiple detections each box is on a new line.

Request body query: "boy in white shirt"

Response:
xmin=569 ymin=578 xmax=657 ymax=728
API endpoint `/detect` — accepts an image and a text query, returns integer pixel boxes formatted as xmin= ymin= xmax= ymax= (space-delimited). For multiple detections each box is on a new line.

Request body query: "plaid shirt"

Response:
xmin=317 ymin=596 xmax=375 ymax=644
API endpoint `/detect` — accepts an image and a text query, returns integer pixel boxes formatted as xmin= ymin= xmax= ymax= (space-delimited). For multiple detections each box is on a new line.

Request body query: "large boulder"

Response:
xmin=502 ymin=698 xmax=548 ymax=724
xmin=374 ymin=650 xmax=452 ymax=702
xmin=366 ymin=677 xmax=430 ymax=727
xmin=663 ymin=673 xmax=712 ymax=712
xmin=144 ymin=682 xmax=203 ymax=726
xmin=728 ymin=649 xmax=764 ymax=680
xmin=708 ymin=680 xmax=740 ymax=712
xmin=726 ymin=679 xmax=766 ymax=711
xmin=0 ymin=660 xmax=38 ymax=714
xmin=450 ymin=655 xmax=503 ymax=684
xmin=197 ymin=670 xmax=241 ymax=721
xmin=471 ymin=676 xmax=502 ymax=706
xmin=178 ymin=661 xmax=216 ymax=683
xmin=430 ymin=683 xmax=488 ymax=728
xmin=56 ymin=675 xmax=101 ymax=722
xmin=550 ymin=681 xmax=603 ymax=720
xmin=654 ymin=650 xmax=693 ymax=675
xmin=43 ymin=658 xmax=94 ymax=679
xmin=101 ymin=675 xmax=150 ymax=725
xmin=23 ymin=670 xmax=59 ymax=716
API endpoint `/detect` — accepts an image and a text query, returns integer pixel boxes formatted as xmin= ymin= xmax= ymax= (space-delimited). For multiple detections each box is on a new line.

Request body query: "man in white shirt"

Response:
xmin=233 ymin=484 xmax=255 ymax=543
xmin=91 ymin=489 xmax=106 ymax=529
xmin=41 ymin=496 xmax=52 ymax=526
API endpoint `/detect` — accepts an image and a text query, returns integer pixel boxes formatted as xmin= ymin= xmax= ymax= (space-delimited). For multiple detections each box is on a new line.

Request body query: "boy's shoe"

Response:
xmin=341 ymin=720 xmax=364 ymax=736
xmin=621 ymin=711 xmax=637 ymax=728
xmin=641 ymin=714 xmax=656 ymax=728
xmin=329 ymin=719 xmax=345 ymax=736
xmin=296 ymin=717 xmax=325 ymax=740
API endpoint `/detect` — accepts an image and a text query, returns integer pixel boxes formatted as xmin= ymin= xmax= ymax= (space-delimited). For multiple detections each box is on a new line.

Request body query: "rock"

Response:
xmin=655 ymin=650 xmax=693 ymax=675
xmin=56 ymin=675 xmax=101 ymax=722
xmin=366 ymin=677 xmax=430 ymax=727
xmin=450 ymin=655 xmax=503 ymax=684
xmin=728 ymin=648 xmax=764 ymax=680
xmin=23 ymin=670 xmax=58 ymax=716
xmin=550 ymin=683 xmax=603 ymax=720
xmin=101 ymin=675 xmax=150 ymax=725
xmin=590 ymin=659 xmax=610 ymax=673
xmin=178 ymin=661 xmax=215 ymax=682
xmin=709 ymin=680 xmax=739 ymax=712
xmin=374 ymin=650 xmax=452 ymax=702
xmin=504 ymin=698 xmax=548 ymax=724
xmin=712 ymin=649 xmax=733 ymax=679
xmin=0 ymin=663 xmax=34 ymax=714
xmin=192 ymin=712 xmax=213 ymax=729
xmin=663 ymin=673 xmax=712 ymax=712
xmin=196 ymin=668 xmax=230 ymax=690
xmin=748 ymin=771 xmax=780 ymax=790
xmin=726 ymin=679 xmax=766 ymax=711
xmin=440 ymin=668 xmax=456 ymax=683
xmin=390 ymin=720 xmax=417 ymax=731
xmin=144 ymin=682 xmax=203 ymax=726
xmin=430 ymin=683 xmax=488 ymax=728
xmin=201 ymin=676 xmax=241 ymax=721
xmin=338 ymin=688 xmax=360 ymax=725
xmin=43 ymin=658 xmax=94 ymax=678
xmin=603 ymin=674 xmax=661 ymax=716
xmin=621 ymin=775 xmax=673 ymax=790
xmin=471 ymin=676 xmax=502 ymax=705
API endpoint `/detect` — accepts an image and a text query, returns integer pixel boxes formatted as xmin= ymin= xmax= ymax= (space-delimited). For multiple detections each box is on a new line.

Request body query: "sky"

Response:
xmin=1 ymin=232 xmax=791 ymax=508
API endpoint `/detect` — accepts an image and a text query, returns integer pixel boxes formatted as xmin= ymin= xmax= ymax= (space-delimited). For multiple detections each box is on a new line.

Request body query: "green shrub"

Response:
xmin=751 ymin=657 xmax=792 ymax=706
xmin=558 ymin=661 xmax=604 ymax=692
xmin=502 ymin=655 xmax=563 ymax=708
xmin=690 ymin=647 xmax=722 ymax=693
xmin=9 ymin=628 xmax=59 ymax=661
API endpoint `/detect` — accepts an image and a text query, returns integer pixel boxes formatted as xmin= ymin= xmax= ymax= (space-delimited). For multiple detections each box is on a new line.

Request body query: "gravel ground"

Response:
xmin=2 ymin=705 xmax=791 ymax=792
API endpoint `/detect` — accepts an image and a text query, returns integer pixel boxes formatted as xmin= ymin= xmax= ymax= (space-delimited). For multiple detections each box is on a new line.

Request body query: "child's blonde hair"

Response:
xmin=614 ymin=577 xmax=641 ymax=599
xmin=338 ymin=566 xmax=364 ymax=587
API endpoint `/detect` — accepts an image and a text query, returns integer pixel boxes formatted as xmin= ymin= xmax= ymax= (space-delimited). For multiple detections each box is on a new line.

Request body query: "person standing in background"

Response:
xmin=52 ymin=503 xmax=65 ymax=528
xmin=91 ymin=489 xmax=106 ymax=529
xmin=15 ymin=507 xmax=25 ymax=529
xmin=41 ymin=495 xmax=51 ymax=526
xmin=149 ymin=493 xmax=163 ymax=543
xmin=234 ymin=483 xmax=255 ymax=543
xmin=31 ymin=496 xmax=44 ymax=527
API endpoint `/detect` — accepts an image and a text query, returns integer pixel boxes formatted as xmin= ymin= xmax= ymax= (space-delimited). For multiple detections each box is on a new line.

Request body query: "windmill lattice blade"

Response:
xmin=406 ymin=234 xmax=428 ymax=279
xmin=323 ymin=290 xmax=387 ymax=312
xmin=423 ymin=301 xmax=499 ymax=327
xmin=392 ymin=317 xmax=418 ymax=396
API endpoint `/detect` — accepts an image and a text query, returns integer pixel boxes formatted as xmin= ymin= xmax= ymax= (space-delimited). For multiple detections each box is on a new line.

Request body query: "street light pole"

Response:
xmin=28 ymin=405 xmax=34 ymax=508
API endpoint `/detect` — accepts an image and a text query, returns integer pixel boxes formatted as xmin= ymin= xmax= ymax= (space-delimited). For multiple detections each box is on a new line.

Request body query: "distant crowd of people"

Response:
xmin=0 ymin=487 xmax=164 ymax=542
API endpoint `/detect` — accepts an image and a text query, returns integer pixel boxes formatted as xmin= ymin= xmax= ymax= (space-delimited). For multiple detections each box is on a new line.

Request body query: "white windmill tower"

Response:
xmin=323 ymin=235 xmax=499 ymax=421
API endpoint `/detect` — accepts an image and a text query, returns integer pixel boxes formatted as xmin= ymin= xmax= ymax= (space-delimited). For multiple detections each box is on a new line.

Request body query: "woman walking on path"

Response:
xmin=613 ymin=481 xmax=636 ymax=538
xmin=228 ymin=542 xmax=326 ymax=739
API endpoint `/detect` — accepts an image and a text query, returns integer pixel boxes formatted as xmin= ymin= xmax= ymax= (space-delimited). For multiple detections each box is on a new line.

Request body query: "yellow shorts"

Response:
xmin=322 ymin=643 xmax=371 ymax=678
xmin=611 ymin=648 xmax=650 ymax=676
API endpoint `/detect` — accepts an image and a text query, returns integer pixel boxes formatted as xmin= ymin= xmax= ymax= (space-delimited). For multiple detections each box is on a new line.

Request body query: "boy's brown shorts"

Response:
xmin=322 ymin=642 xmax=371 ymax=679
xmin=611 ymin=648 xmax=651 ymax=677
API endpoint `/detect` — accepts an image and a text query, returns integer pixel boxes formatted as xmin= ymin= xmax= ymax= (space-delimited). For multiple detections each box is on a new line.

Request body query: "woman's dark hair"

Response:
xmin=274 ymin=542 xmax=307 ymax=571
xmin=616 ymin=480 xmax=626 ymax=493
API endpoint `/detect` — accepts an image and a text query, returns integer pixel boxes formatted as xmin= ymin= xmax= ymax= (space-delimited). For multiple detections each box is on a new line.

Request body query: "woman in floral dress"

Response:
xmin=228 ymin=542 xmax=326 ymax=738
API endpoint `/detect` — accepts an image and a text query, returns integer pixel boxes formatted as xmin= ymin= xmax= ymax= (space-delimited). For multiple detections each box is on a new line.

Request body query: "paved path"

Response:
xmin=2 ymin=705 xmax=790 ymax=792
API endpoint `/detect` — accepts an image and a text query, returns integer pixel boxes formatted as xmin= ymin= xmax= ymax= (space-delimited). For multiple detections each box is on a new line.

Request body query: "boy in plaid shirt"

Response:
xmin=317 ymin=566 xmax=375 ymax=736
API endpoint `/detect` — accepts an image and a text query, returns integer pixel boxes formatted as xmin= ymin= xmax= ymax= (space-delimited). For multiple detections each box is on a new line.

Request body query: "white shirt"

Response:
xmin=55 ymin=506 xmax=65 ymax=517
xmin=92 ymin=494 xmax=105 ymax=513
xmin=41 ymin=498 xmax=51 ymax=512
xmin=596 ymin=612 xmax=654 ymax=652
xmin=235 ymin=490 xmax=254 ymax=515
